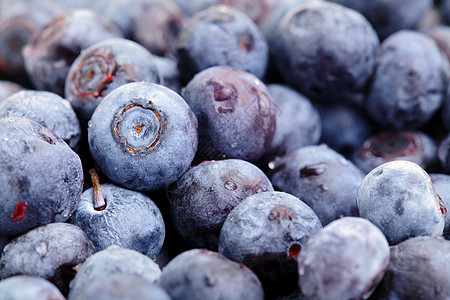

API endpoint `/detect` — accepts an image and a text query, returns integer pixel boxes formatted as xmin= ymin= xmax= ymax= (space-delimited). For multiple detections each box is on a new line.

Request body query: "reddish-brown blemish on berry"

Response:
xmin=11 ymin=202 xmax=27 ymax=222
xmin=289 ymin=243 xmax=301 ymax=258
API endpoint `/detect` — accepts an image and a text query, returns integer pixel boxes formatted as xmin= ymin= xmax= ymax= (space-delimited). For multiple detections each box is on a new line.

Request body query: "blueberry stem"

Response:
xmin=89 ymin=168 xmax=106 ymax=211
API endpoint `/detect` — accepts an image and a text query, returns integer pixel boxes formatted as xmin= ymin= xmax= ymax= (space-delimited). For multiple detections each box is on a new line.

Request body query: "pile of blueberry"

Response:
xmin=1 ymin=0 xmax=450 ymax=299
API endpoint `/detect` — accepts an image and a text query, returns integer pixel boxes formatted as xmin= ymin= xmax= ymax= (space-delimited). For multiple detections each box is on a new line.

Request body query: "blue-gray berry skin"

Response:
xmin=272 ymin=1 xmax=379 ymax=103
xmin=65 ymin=38 xmax=162 ymax=123
xmin=181 ymin=66 xmax=276 ymax=162
xmin=372 ymin=236 xmax=450 ymax=300
xmin=0 ymin=223 xmax=95 ymax=295
xmin=71 ymin=183 xmax=165 ymax=258
xmin=429 ymin=173 xmax=450 ymax=239
xmin=0 ymin=276 xmax=65 ymax=300
xmin=329 ymin=0 xmax=432 ymax=40
xmin=442 ymin=0 xmax=450 ymax=25
xmin=424 ymin=26 xmax=450 ymax=63
xmin=298 ymin=217 xmax=390 ymax=300
xmin=22 ymin=9 xmax=122 ymax=95
xmin=177 ymin=5 xmax=269 ymax=82
xmin=357 ymin=160 xmax=445 ymax=245
xmin=264 ymin=84 xmax=321 ymax=160
xmin=0 ymin=80 xmax=23 ymax=104
xmin=269 ymin=144 xmax=364 ymax=226
xmin=169 ymin=159 xmax=274 ymax=250
xmin=70 ymin=273 xmax=171 ymax=300
xmin=218 ymin=191 xmax=322 ymax=293
xmin=366 ymin=30 xmax=448 ymax=130
xmin=68 ymin=245 xmax=161 ymax=300
xmin=352 ymin=131 xmax=437 ymax=174
xmin=318 ymin=102 xmax=377 ymax=158
xmin=159 ymin=249 xmax=264 ymax=300
xmin=0 ymin=117 xmax=84 ymax=237
xmin=153 ymin=54 xmax=182 ymax=94
xmin=0 ymin=90 xmax=81 ymax=150
xmin=88 ymin=82 xmax=198 ymax=191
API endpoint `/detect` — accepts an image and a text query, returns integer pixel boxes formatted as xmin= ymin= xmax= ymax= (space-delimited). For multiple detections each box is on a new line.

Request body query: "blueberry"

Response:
xmin=329 ymin=0 xmax=433 ymax=40
xmin=269 ymin=144 xmax=364 ymax=225
xmin=177 ymin=5 xmax=269 ymax=82
xmin=169 ymin=159 xmax=274 ymax=250
xmin=430 ymin=173 xmax=450 ymax=239
xmin=68 ymin=245 xmax=162 ymax=300
xmin=22 ymin=9 xmax=122 ymax=95
xmin=70 ymin=273 xmax=171 ymax=300
xmin=352 ymin=130 xmax=437 ymax=174
xmin=0 ymin=90 xmax=82 ymax=150
xmin=0 ymin=117 xmax=84 ymax=236
xmin=71 ymin=169 xmax=165 ymax=258
xmin=0 ymin=222 xmax=95 ymax=295
xmin=372 ymin=236 xmax=450 ymax=299
xmin=65 ymin=38 xmax=162 ymax=123
xmin=357 ymin=160 xmax=445 ymax=245
xmin=0 ymin=80 xmax=23 ymax=103
xmin=366 ymin=30 xmax=448 ymax=130
xmin=88 ymin=82 xmax=198 ymax=191
xmin=271 ymin=1 xmax=379 ymax=103
xmin=158 ymin=248 xmax=264 ymax=300
xmin=0 ymin=275 xmax=65 ymax=300
xmin=181 ymin=66 xmax=276 ymax=162
xmin=263 ymin=83 xmax=321 ymax=160
xmin=218 ymin=191 xmax=322 ymax=294
xmin=298 ymin=217 xmax=390 ymax=300
xmin=152 ymin=54 xmax=182 ymax=93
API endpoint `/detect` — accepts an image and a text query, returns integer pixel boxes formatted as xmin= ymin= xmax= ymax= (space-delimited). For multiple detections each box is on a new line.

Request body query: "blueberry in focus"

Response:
xmin=372 ymin=236 xmax=450 ymax=299
xmin=158 ymin=248 xmax=264 ymax=300
xmin=430 ymin=173 xmax=450 ymax=239
xmin=352 ymin=130 xmax=437 ymax=174
xmin=269 ymin=144 xmax=364 ymax=225
xmin=0 ymin=117 xmax=84 ymax=237
xmin=357 ymin=160 xmax=445 ymax=245
xmin=68 ymin=245 xmax=162 ymax=300
xmin=298 ymin=217 xmax=390 ymax=300
xmin=177 ymin=5 xmax=269 ymax=82
xmin=88 ymin=82 xmax=198 ymax=191
xmin=71 ymin=169 xmax=165 ymax=258
xmin=22 ymin=9 xmax=122 ymax=95
xmin=0 ymin=275 xmax=65 ymax=300
xmin=181 ymin=66 xmax=276 ymax=162
xmin=0 ymin=222 xmax=95 ymax=295
xmin=65 ymin=38 xmax=162 ymax=123
xmin=169 ymin=159 xmax=273 ymax=250
xmin=366 ymin=30 xmax=448 ymax=130
xmin=271 ymin=1 xmax=379 ymax=103
xmin=218 ymin=191 xmax=322 ymax=293
xmin=0 ymin=90 xmax=82 ymax=150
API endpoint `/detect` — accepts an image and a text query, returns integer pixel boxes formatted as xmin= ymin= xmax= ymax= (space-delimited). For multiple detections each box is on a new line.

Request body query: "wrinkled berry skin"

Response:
xmin=366 ymin=30 xmax=448 ymax=130
xmin=88 ymin=82 xmax=198 ymax=191
xmin=429 ymin=173 xmax=450 ymax=239
xmin=159 ymin=249 xmax=264 ymax=300
xmin=71 ymin=183 xmax=165 ymax=258
xmin=177 ymin=5 xmax=268 ymax=82
xmin=65 ymin=38 xmax=162 ymax=123
xmin=264 ymin=84 xmax=321 ymax=160
xmin=169 ymin=159 xmax=273 ymax=250
xmin=181 ymin=66 xmax=276 ymax=162
xmin=372 ymin=236 xmax=450 ymax=299
xmin=0 ymin=276 xmax=65 ymax=300
xmin=22 ymin=9 xmax=122 ymax=95
xmin=329 ymin=0 xmax=432 ymax=40
xmin=298 ymin=217 xmax=390 ymax=300
xmin=0 ymin=90 xmax=81 ymax=150
xmin=270 ymin=144 xmax=364 ymax=226
xmin=0 ymin=223 xmax=95 ymax=295
xmin=357 ymin=160 xmax=445 ymax=245
xmin=0 ymin=117 xmax=84 ymax=237
xmin=71 ymin=273 xmax=171 ymax=300
xmin=218 ymin=191 xmax=322 ymax=293
xmin=0 ymin=80 xmax=23 ymax=103
xmin=68 ymin=245 xmax=161 ymax=300
xmin=352 ymin=130 xmax=437 ymax=174
xmin=272 ymin=1 xmax=379 ymax=103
